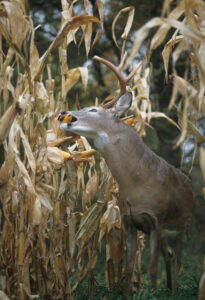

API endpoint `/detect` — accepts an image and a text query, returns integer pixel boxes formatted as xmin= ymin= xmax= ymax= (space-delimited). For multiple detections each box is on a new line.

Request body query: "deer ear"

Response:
xmin=111 ymin=92 xmax=132 ymax=117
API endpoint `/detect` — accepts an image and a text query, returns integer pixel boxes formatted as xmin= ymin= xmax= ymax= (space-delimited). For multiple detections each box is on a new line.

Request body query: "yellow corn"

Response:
xmin=124 ymin=117 xmax=135 ymax=126
xmin=78 ymin=149 xmax=96 ymax=158
xmin=59 ymin=149 xmax=71 ymax=160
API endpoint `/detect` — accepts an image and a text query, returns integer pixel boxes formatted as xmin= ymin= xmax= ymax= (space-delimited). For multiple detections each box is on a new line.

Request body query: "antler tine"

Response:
xmin=93 ymin=53 xmax=140 ymax=108
xmin=126 ymin=61 xmax=142 ymax=82
xmin=118 ymin=51 xmax=127 ymax=71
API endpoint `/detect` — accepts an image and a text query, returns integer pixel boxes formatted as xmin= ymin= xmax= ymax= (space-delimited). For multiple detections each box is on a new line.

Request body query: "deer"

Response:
xmin=58 ymin=53 xmax=195 ymax=297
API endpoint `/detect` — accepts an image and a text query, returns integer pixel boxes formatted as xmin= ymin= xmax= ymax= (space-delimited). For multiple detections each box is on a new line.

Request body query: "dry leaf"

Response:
xmin=150 ymin=2 xmax=184 ymax=52
xmin=128 ymin=17 xmax=163 ymax=64
xmin=32 ymin=196 xmax=42 ymax=226
xmin=34 ymin=82 xmax=49 ymax=114
xmin=47 ymin=147 xmax=64 ymax=164
xmin=96 ymin=0 xmax=104 ymax=28
xmin=162 ymin=35 xmax=183 ymax=81
xmin=0 ymin=290 xmax=10 ymax=300
xmin=100 ymin=199 xmax=121 ymax=234
xmin=0 ymin=102 xmax=21 ymax=145
xmin=1 ymin=1 xmax=30 ymax=48
xmin=15 ymin=155 xmax=36 ymax=195
xmin=36 ymin=15 xmax=100 ymax=80
xmin=112 ymin=6 xmax=135 ymax=48
xmin=65 ymin=67 xmax=88 ymax=95
xmin=199 ymin=147 xmax=205 ymax=183
xmin=85 ymin=172 xmax=99 ymax=204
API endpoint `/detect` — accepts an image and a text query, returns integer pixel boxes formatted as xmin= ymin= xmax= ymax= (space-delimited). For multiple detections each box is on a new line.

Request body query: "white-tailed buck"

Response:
xmin=59 ymin=53 xmax=195 ymax=296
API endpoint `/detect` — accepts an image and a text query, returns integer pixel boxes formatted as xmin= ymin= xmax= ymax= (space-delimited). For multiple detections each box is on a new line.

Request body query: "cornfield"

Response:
xmin=0 ymin=0 xmax=205 ymax=299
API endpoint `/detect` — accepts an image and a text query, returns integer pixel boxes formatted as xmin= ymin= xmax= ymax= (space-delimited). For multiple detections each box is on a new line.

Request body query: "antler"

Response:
xmin=93 ymin=52 xmax=141 ymax=108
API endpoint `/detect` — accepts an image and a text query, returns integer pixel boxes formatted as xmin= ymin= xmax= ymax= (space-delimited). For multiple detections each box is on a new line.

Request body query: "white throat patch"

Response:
xmin=94 ymin=132 xmax=109 ymax=151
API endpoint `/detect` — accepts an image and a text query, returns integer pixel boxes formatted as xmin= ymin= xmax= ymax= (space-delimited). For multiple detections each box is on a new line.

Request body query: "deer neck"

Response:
xmin=93 ymin=121 xmax=145 ymax=187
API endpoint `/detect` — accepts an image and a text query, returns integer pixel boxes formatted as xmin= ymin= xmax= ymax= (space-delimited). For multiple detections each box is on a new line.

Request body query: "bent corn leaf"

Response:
xmin=112 ymin=6 xmax=135 ymax=48
xmin=36 ymin=15 xmax=100 ymax=80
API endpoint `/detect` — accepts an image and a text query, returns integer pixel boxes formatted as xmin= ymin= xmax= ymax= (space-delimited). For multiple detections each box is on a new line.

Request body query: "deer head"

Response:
xmin=59 ymin=92 xmax=132 ymax=150
xmin=59 ymin=52 xmax=139 ymax=150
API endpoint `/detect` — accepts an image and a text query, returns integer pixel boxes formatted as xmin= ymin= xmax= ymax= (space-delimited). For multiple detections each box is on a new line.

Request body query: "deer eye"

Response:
xmin=89 ymin=108 xmax=98 ymax=112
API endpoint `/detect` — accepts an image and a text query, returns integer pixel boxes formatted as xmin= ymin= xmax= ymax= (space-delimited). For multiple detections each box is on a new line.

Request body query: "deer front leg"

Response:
xmin=123 ymin=218 xmax=138 ymax=297
xmin=149 ymin=229 xmax=161 ymax=291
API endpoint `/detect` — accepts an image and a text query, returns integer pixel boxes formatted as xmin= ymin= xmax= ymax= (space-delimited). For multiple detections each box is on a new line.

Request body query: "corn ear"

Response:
xmin=47 ymin=136 xmax=76 ymax=147
xmin=78 ymin=149 xmax=96 ymax=158
xmin=62 ymin=114 xmax=72 ymax=123
xmin=47 ymin=146 xmax=71 ymax=165
xmin=59 ymin=149 xmax=72 ymax=160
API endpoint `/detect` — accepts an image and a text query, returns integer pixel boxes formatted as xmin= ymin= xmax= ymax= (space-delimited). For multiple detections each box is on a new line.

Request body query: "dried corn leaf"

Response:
xmin=128 ymin=17 xmax=163 ymax=64
xmin=72 ymin=250 xmax=98 ymax=291
xmin=84 ymin=0 xmax=91 ymax=15
xmin=148 ymin=112 xmax=180 ymax=129
xmin=161 ymin=0 xmax=173 ymax=17
xmin=30 ymin=25 xmax=40 ymax=78
xmin=150 ymin=2 xmax=184 ymax=52
xmin=32 ymin=196 xmax=42 ymax=226
xmin=67 ymin=208 xmax=77 ymax=258
xmin=0 ymin=291 xmax=10 ymax=300
xmin=169 ymin=74 xmax=198 ymax=109
xmin=18 ymin=125 xmax=36 ymax=176
xmin=162 ymin=35 xmax=183 ymax=81
xmin=47 ymin=146 xmax=65 ymax=166
xmin=121 ymin=7 xmax=135 ymax=40
xmin=34 ymin=82 xmax=49 ymax=114
xmin=36 ymin=15 xmax=100 ymax=79
xmin=1 ymin=1 xmax=30 ymax=48
xmin=186 ymin=121 xmax=205 ymax=143
xmin=47 ymin=136 xmax=79 ymax=146
xmin=0 ymin=151 xmax=14 ymax=186
xmin=100 ymin=199 xmax=121 ymax=234
xmin=84 ymin=23 xmax=92 ymax=57
xmin=65 ymin=67 xmax=88 ymax=95
xmin=166 ymin=17 xmax=205 ymax=42
xmin=15 ymin=155 xmax=36 ymax=195
xmin=112 ymin=6 xmax=135 ymax=48
xmin=0 ymin=102 xmax=21 ymax=145
xmin=199 ymin=147 xmax=205 ymax=183
xmin=75 ymin=202 xmax=102 ymax=241
xmin=37 ymin=192 xmax=53 ymax=211
xmin=96 ymin=0 xmax=104 ymax=28
xmin=85 ymin=172 xmax=99 ymax=204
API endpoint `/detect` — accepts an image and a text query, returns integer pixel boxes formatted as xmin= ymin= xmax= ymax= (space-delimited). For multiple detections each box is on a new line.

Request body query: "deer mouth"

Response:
xmin=58 ymin=112 xmax=77 ymax=122
xmin=58 ymin=112 xmax=78 ymax=131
